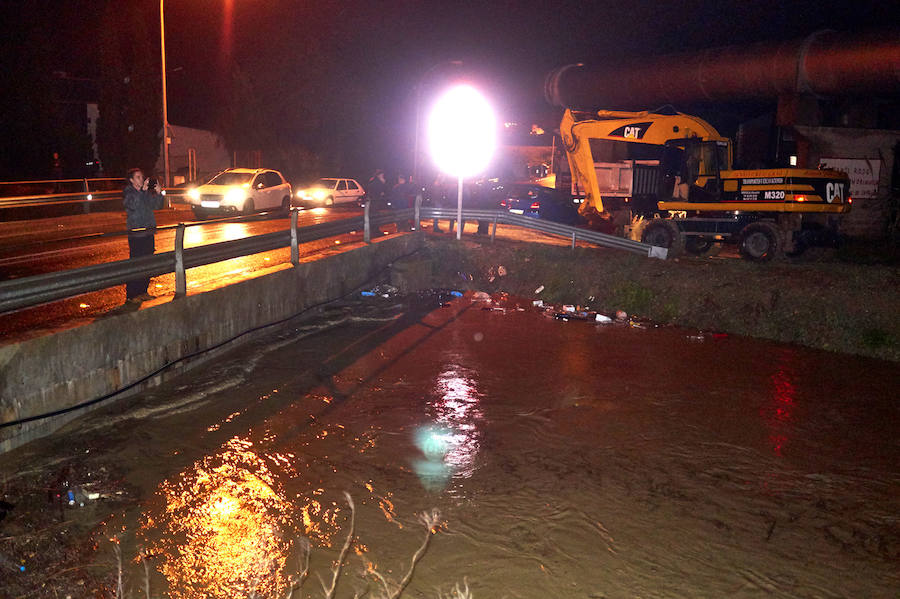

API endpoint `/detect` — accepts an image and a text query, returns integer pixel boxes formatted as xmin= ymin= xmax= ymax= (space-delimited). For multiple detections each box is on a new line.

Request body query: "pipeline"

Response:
xmin=545 ymin=30 xmax=900 ymax=109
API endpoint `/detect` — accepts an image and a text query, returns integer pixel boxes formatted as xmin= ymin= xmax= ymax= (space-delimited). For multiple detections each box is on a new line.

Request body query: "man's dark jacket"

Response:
xmin=123 ymin=185 xmax=164 ymax=231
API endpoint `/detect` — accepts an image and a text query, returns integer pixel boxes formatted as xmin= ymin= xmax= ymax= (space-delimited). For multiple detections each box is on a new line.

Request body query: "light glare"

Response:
xmin=427 ymin=85 xmax=496 ymax=178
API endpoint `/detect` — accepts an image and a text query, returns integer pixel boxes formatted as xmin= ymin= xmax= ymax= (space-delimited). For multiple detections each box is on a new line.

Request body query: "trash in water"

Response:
xmin=687 ymin=334 xmax=705 ymax=342
xmin=450 ymin=290 xmax=463 ymax=297
xmin=534 ymin=285 xmax=545 ymax=294
xmin=615 ymin=310 xmax=628 ymax=321
xmin=361 ymin=284 xmax=399 ymax=298
xmin=472 ymin=291 xmax=491 ymax=301
xmin=595 ymin=313 xmax=613 ymax=323
xmin=532 ymin=300 xmax=543 ymax=307
xmin=563 ymin=305 xmax=576 ymax=313
xmin=555 ymin=311 xmax=596 ymax=322
xmin=498 ymin=265 xmax=507 ymax=277
xmin=0 ymin=552 xmax=25 ymax=573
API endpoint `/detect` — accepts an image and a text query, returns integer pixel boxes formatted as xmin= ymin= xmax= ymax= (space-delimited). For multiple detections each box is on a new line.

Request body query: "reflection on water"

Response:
xmin=140 ymin=437 xmax=293 ymax=599
xmin=762 ymin=349 xmax=797 ymax=457
xmin=414 ymin=364 xmax=483 ymax=491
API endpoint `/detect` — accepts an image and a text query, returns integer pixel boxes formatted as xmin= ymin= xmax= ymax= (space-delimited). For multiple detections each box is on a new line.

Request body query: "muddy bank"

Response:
xmin=399 ymin=236 xmax=900 ymax=361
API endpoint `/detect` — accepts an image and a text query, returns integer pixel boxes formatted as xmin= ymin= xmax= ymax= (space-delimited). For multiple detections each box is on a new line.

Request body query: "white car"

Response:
xmin=186 ymin=168 xmax=293 ymax=218
xmin=295 ymin=178 xmax=365 ymax=207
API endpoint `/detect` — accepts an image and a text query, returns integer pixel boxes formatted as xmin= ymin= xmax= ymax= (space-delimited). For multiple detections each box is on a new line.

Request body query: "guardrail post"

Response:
xmin=83 ymin=178 xmax=91 ymax=214
xmin=571 ymin=230 xmax=577 ymax=249
xmin=290 ymin=208 xmax=299 ymax=266
xmin=413 ymin=193 xmax=421 ymax=231
xmin=175 ymin=223 xmax=186 ymax=298
xmin=364 ymin=200 xmax=371 ymax=243
xmin=491 ymin=214 xmax=498 ymax=242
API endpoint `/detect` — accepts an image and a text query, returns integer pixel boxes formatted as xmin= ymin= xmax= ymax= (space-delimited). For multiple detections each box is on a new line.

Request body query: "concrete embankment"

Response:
xmin=393 ymin=237 xmax=900 ymax=361
xmin=0 ymin=234 xmax=421 ymax=453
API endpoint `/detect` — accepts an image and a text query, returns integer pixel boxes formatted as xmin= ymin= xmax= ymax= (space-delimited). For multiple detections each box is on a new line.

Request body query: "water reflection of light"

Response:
xmin=414 ymin=365 xmax=483 ymax=491
xmin=762 ymin=350 xmax=797 ymax=457
xmin=140 ymin=437 xmax=293 ymax=599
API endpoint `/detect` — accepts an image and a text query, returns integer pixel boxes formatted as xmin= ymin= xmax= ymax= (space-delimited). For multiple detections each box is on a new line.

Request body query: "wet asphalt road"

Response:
xmin=0 ymin=204 xmax=372 ymax=342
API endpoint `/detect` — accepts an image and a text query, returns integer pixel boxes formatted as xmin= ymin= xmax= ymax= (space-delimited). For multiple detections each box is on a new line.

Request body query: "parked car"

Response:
xmin=186 ymin=168 xmax=292 ymax=218
xmin=493 ymin=182 xmax=581 ymax=225
xmin=295 ymin=178 xmax=365 ymax=207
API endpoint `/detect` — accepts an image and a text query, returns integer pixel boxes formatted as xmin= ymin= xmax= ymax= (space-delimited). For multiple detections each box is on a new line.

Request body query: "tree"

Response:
xmin=96 ymin=1 xmax=161 ymax=176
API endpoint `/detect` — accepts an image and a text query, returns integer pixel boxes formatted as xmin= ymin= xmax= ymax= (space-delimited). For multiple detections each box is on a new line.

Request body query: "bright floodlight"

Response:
xmin=427 ymin=85 xmax=496 ymax=178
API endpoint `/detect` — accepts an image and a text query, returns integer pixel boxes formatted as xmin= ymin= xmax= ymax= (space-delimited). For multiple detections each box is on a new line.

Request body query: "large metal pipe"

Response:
xmin=546 ymin=30 xmax=900 ymax=109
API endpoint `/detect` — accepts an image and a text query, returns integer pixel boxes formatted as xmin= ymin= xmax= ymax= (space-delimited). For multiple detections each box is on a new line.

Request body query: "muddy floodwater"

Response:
xmin=1 ymin=293 xmax=898 ymax=598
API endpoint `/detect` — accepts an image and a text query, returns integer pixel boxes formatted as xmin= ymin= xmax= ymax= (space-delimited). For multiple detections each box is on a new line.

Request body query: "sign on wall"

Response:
xmin=818 ymin=158 xmax=881 ymax=198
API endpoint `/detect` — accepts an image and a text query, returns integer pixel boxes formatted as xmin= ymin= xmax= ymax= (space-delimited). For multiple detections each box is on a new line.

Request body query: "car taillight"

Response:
xmin=530 ymin=201 xmax=540 ymax=210
xmin=500 ymin=199 xmax=507 ymax=207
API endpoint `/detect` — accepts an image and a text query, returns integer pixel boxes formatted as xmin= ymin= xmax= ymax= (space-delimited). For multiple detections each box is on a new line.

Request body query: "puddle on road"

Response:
xmin=1 ymin=293 xmax=898 ymax=598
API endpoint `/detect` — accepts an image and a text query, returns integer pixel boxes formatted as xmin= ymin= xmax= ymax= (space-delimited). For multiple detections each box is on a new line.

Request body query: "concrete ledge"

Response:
xmin=0 ymin=233 xmax=422 ymax=453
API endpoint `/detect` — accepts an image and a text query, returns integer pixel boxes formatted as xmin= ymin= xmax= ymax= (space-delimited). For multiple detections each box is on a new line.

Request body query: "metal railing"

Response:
xmin=0 ymin=178 xmax=192 ymax=209
xmin=0 ymin=198 xmax=664 ymax=315
xmin=0 ymin=178 xmax=126 ymax=208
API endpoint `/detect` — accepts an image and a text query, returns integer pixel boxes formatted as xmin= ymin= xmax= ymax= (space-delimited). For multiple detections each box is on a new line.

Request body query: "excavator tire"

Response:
xmin=739 ymin=221 xmax=783 ymax=262
xmin=641 ymin=219 xmax=684 ymax=257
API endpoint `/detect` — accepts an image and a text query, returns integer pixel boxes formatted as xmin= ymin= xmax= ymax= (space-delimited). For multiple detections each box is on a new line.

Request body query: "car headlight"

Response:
xmin=312 ymin=189 xmax=326 ymax=200
xmin=224 ymin=187 xmax=245 ymax=204
xmin=188 ymin=188 xmax=200 ymax=200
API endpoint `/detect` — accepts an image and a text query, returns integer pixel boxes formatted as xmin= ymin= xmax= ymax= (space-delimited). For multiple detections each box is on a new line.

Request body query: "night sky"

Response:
xmin=2 ymin=0 xmax=896 ymax=179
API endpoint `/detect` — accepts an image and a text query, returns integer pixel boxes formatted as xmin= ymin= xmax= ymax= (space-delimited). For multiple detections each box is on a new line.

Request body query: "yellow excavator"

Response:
xmin=560 ymin=108 xmax=852 ymax=260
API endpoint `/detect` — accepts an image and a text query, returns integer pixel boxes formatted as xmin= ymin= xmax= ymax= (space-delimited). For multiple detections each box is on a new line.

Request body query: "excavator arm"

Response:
xmin=560 ymin=109 xmax=731 ymax=214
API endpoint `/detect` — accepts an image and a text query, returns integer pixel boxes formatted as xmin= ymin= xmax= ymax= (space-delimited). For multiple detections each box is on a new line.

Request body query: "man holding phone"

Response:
xmin=123 ymin=168 xmax=164 ymax=303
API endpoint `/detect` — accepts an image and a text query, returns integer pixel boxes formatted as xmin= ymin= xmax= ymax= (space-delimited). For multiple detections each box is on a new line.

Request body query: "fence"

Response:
xmin=0 ymin=198 xmax=664 ymax=315
xmin=0 ymin=177 xmax=130 ymax=208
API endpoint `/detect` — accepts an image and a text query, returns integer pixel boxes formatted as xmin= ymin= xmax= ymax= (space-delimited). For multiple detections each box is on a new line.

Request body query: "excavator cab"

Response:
xmin=664 ymin=138 xmax=726 ymax=203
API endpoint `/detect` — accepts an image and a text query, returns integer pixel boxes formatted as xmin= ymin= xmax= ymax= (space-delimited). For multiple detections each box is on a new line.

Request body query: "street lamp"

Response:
xmin=159 ymin=0 xmax=170 ymax=188
xmin=427 ymin=84 xmax=496 ymax=240
xmin=413 ymin=60 xmax=462 ymax=185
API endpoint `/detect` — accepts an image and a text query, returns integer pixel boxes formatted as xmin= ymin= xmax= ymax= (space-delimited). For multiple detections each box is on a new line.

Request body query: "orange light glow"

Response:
xmin=140 ymin=437 xmax=293 ymax=599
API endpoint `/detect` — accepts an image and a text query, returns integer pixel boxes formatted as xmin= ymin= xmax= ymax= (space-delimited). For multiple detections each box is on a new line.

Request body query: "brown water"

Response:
xmin=1 ymin=294 xmax=898 ymax=598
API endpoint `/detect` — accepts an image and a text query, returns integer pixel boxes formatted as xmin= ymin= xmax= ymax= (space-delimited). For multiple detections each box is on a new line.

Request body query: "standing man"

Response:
xmin=366 ymin=169 xmax=388 ymax=209
xmin=123 ymin=168 xmax=163 ymax=303
xmin=51 ymin=152 xmax=64 ymax=193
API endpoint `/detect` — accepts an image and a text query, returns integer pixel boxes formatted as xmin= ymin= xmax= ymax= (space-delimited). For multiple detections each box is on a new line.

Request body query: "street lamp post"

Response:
xmin=159 ymin=0 xmax=170 ymax=188
xmin=413 ymin=60 xmax=461 ymax=185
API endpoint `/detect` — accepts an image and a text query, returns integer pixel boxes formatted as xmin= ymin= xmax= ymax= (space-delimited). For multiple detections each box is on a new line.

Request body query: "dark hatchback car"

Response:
xmin=493 ymin=183 xmax=581 ymax=225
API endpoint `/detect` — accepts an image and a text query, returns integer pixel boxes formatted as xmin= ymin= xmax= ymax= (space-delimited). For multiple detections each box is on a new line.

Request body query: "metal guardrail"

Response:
xmin=0 ymin=197 xmax=664 ymax=315
xmin=0 ymin=177 xmax=126 ymax=208
xmin=0 ymin=178 xmax=190 ymax=209
xmin=420 ymin=207 xmax=664 ymax=257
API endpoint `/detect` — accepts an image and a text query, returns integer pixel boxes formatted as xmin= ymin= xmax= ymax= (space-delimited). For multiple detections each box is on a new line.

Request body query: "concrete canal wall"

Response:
xmin=0 ymin=234 xmax=422 ymax=453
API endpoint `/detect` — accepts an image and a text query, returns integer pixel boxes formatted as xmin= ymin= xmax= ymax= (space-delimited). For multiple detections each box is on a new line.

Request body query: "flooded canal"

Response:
xmin=1 ymin=292 xmax=898 ymax=598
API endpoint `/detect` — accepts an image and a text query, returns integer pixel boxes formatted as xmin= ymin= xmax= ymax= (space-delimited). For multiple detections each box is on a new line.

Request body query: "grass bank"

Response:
xmin=400 ymin=236 xmax=900 ymax=361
